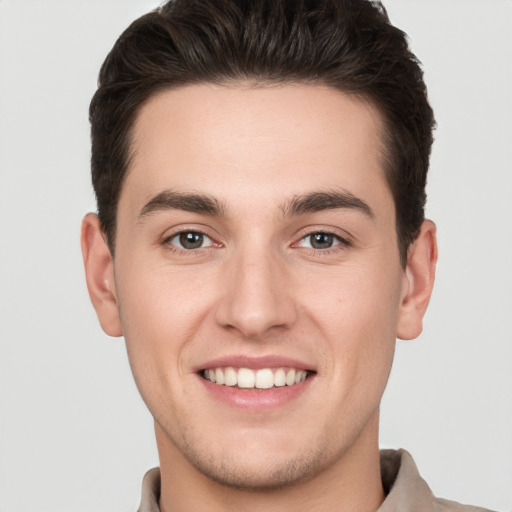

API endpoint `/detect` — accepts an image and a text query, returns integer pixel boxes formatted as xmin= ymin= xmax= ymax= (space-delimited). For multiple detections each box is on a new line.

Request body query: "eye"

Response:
xmin=167 ymin=231 xmax=215 ymax=250
xmin=298 ymin=232 xmax=343 ymax=250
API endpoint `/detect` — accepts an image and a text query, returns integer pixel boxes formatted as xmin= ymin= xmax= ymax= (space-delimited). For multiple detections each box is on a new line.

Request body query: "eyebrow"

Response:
xmin=138 ymin=188 xmax=373 ymax=221
xmin=138 ymin=190 xmax=225 ymax=219
xmin=282 ymin=190 xmax=374 ymax=219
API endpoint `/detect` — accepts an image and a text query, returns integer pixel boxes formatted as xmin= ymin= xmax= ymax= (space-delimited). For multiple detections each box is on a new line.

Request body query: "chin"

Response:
xmin=164 ymin=422 xmax=336 ymax=491
xmin=187 ymin=449 xmax=325 ymax=491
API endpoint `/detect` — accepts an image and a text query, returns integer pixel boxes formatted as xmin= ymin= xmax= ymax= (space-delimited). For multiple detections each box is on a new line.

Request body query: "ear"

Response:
xmin=397 ymin=220 xmax=438 ymax=340
xmin=81 ymin=213 xmax=123 ymax=337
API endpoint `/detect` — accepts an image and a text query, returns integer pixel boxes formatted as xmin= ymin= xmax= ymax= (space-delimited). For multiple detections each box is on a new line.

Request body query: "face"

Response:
xmin=84 ymin=83 xmax=432 ymax=490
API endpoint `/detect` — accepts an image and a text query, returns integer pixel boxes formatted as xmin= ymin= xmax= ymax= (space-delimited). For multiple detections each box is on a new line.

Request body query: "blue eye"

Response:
xmin=168 ymin=231 xmax=214 ymax=250
xmin=299 ymin=233 xmax=342 ymax=250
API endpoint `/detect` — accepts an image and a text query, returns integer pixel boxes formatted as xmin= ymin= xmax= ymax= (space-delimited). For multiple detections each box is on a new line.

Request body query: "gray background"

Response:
xmin=0 ymin=1 xmax=511 ymax=511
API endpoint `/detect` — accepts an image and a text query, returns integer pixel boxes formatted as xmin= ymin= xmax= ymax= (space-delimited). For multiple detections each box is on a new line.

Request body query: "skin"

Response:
xmin=82 ymin=84 xmax=437 ymax=512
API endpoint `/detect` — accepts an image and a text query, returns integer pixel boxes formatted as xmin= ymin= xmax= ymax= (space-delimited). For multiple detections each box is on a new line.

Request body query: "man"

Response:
xmin=81 ymin=1 xmax=492 ymax=511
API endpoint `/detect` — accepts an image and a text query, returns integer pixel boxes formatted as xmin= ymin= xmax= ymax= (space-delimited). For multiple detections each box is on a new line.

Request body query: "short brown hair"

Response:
xmin=90 ymin=0 xmax=435 ymax=265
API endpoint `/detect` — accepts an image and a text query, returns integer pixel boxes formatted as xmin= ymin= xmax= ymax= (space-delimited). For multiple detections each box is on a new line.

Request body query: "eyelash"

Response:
xmin=161 ymin=229 xmax=351 ymax=255
xmin=294 ymin=231 xmax=351 ymax=255
xmin=162 ymin=230 xmax=219 ymax=253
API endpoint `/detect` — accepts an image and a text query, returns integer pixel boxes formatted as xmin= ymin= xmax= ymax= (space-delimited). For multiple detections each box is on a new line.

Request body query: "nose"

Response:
xmin=215 ymin=247 xmax=298 ymax=339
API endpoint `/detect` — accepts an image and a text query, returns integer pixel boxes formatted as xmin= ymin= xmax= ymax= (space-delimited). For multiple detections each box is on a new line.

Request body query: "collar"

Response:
xmin=138 ymin=449 xmax=489 ymax=512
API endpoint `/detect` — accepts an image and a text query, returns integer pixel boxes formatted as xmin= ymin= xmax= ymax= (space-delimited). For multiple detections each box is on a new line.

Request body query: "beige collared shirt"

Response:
xmin=138 ymin=449 xmax=494 ymax=512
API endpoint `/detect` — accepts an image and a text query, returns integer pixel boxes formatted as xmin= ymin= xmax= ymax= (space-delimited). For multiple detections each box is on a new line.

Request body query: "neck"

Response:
xmin=156 ymin=411 xmax=385 ymax=512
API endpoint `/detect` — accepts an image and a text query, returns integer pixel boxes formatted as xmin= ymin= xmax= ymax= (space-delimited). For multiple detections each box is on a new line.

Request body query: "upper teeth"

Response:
xmin=203 ymin=367 xmax=308 ymax=389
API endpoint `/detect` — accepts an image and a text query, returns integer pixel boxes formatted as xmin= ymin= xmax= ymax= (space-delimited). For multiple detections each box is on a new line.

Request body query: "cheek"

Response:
xmin=114 ymin=260 xmax=217 ymax=389
xmin=301 ymin=260 xmax=402 ymax=387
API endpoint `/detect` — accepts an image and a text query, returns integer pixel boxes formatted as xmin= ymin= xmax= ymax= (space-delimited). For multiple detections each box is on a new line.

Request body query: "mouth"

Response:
xmin=196 ymin=357 xmax=316 ymax=410
xmin=201 ymin=366 xmax=311 ymax=390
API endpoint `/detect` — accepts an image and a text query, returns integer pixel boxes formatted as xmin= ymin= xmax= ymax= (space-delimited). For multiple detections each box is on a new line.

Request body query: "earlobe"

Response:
xmin=397 ymin=220 xmax=438 ymax=340
xmin=81 ymin=213 xmax=123 ymax=337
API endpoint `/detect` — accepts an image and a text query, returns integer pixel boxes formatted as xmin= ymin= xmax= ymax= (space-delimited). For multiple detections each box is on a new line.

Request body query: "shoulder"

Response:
xmin=379 ymin=449 xmax=496 ymax=512
xmin=434 ymin=497 xmax=495 ymax=512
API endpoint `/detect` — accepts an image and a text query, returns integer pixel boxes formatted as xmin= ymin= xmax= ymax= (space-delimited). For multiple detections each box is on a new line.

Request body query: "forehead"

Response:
xmin=124 ymin=83 xmax=391 ymax=219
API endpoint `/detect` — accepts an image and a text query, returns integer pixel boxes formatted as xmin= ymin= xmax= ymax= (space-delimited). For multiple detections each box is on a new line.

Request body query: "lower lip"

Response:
xmin=198 ymin=375 xmax=314 ymax=411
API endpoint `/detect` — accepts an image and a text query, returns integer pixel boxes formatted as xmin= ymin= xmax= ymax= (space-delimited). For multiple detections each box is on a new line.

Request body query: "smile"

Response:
xmin=202 ymin=367 xmax=309 ymax=389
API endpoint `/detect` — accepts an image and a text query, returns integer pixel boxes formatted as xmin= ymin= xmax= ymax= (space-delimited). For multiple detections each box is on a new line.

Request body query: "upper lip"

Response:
xmin=193 ymin=355 xmax=315 ymax=372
